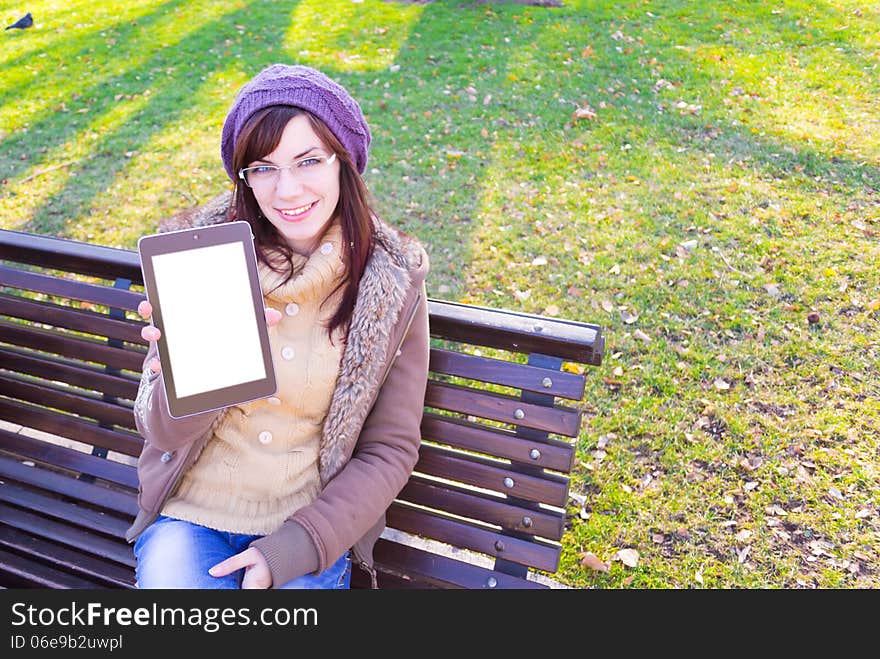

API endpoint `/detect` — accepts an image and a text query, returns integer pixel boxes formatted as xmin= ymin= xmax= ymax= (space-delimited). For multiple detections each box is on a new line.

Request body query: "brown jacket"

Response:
xmin=125 ymin=193 xmax=430 ymax=588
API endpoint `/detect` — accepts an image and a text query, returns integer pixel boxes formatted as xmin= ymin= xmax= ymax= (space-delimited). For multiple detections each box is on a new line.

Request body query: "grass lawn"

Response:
xmin=1 ymin=0 xmax=877 ymax=588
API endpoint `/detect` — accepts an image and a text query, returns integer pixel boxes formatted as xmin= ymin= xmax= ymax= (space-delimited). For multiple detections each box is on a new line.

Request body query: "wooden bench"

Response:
xmin=0 ymin=228 xmax=603 ymax=589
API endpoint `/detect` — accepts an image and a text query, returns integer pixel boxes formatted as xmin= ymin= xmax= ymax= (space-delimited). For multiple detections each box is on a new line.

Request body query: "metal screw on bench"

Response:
xmin=504 ymin=477 xmax=515 ymax=488
xmin=495 ymin=540 xmax=505 ymax=552
xmin=514 ymin=408 xmax=525 ymax=420
xmin=521 ymin=516 xmax=533 ymax=528
xmin=534 ymin=324 xmax=543 ymax=332
xmin=542 ymin=376 xmax=553 ymax=388
xmin=486 ymin=577 xmax=498 ymax=588
xmin=530 ymin=448 xmax=541 ymax=460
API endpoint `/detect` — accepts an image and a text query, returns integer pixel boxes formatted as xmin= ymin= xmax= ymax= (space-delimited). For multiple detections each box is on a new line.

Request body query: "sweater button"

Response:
xmin=160 ymin=451 xmax=173 ymax=463
xmin=258 ymin=431 xmax=273 ymax=445
xmin=281 ymin=346 xmax=295 ymax=360
xmin=285 ymin=303 xmax=299 ymax=316
xmin=319 ymin=242 xmax=333 ymax=255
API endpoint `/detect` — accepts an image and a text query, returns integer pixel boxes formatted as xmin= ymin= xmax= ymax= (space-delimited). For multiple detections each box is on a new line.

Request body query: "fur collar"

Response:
xmin=162 ymin=192 xmax=425 ymax=483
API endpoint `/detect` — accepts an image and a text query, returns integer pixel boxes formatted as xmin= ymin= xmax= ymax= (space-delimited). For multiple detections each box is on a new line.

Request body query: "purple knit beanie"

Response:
xmin=220 ymin=64 xmax=371 ymax=180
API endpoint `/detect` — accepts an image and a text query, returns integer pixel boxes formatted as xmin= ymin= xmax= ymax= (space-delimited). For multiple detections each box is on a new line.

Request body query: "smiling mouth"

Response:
xmin=278 ymin=201 xmax=317 ymax=218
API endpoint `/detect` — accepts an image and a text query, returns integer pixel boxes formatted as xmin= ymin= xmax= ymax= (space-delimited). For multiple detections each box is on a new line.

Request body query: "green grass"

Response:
xmin=2 ymin=0 xmax=878 ymax=588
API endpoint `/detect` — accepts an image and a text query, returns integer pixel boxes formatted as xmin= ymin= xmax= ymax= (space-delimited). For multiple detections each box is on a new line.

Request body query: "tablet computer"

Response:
xmin=137 ymin=220 xmax=277 ymax=418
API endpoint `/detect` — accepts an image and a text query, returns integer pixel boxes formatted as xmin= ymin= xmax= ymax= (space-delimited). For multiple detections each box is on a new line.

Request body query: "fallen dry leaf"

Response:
xmin=573 ymin=106 xmax=598 ymax=121
xmin=580 ymin=552 xmax=610 ymax=573
xmin=615 ymin=548 xmax=639 ymax=567
xmin=601 ymin=300 xmax=614 ymax=313
xmin=735 ymin=529 xmax=753 ymax=542
xmin=714 ymin=378 xmax=730 ymax=391
xmin=632 ymin=329 xmax=651 ymax=344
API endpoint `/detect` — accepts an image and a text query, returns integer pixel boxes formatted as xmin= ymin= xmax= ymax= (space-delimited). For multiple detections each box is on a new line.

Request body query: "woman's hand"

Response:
xmin=137 ymin=300 xmax=283 ymax=374
xmin=208 ymin=547 xmax=272 ymax=589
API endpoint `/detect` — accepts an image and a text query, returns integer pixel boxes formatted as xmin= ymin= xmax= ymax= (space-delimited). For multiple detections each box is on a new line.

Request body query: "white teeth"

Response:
xmin=280 ymin=202 xmax=314 ymax=217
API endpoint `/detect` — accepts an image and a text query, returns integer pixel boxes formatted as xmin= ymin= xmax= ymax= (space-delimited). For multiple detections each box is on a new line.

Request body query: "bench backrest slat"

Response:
xmin=400 ymin=477 xmax=564 ymax=540
xmin=425 ymin=381 xmax=582 ymax=437
xmin=429 ymin=348 xmax=586 ymax=400
xmin=1 ymin=374 xmax=136 ymax=430
xmin=421 ymin=413 xmax=574 ymax=472
xmin=1 ymin=320 xmax=145 ymax=372
xmin=415 ymin=444 xmax=568 ymax=507
xmin=0 ymin=293 xmax=142 ymax=344
xmin=387 ymin=503 xmax=560 ymax=573
xmin=0 ymin=347 xmax=140 ymax=400
xmin=0 ymin=264 xmax=142 ymax=311
xmin=428 ymin=300 xmax=603 ymax=365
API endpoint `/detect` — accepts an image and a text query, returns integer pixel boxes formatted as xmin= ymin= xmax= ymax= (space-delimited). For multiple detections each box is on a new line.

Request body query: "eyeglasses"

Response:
xmin=238 ymin=152 xmax=337 ymax=189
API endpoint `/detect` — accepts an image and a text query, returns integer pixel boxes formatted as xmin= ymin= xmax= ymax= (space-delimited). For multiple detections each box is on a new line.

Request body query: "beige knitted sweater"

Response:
xmin=161 ymin=222 xmax=346 ymax=534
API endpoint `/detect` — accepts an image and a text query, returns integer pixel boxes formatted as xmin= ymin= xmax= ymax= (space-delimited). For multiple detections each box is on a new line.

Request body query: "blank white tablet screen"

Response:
xmin=151 ymin=242 xmax=266 ymax=398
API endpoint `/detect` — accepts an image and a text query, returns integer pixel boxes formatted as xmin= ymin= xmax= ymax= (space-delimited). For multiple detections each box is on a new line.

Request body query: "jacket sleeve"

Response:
xmin=133 ymin=340 xmax=223 ymax=452
xmin=250 ymin=282 xmax=430 ymax=586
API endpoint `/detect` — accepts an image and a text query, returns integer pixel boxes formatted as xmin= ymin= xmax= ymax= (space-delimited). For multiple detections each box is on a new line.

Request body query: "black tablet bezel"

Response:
xmin=137 ymin=221 xmax=277 ymax=418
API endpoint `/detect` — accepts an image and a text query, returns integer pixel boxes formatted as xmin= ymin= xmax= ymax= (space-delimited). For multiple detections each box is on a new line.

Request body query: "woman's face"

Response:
xmin=248 ymin=114 xmax=341 ymax=255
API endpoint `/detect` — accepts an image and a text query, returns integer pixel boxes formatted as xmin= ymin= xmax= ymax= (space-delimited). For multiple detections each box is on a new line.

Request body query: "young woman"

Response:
xmin=127 ymin=64 xmax=430 ymax=589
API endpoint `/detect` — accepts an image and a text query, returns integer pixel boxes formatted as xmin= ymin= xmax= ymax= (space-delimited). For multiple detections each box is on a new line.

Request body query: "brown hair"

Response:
xmin=229 ymin=105 xmax=376 ymax=340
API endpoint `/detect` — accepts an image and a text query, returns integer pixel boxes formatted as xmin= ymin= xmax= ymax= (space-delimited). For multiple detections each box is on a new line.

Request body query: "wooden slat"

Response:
xmin=399 ymin=476 xmax=564 ymax=540
xmin=0 ymin=429 xmax=138 ymax=489
xmin=369 ymin=538 xmax=543 ymax=589
xmin=430 ymin=347 xmax=586 ymax=400
xmin=0 ymin=399 xmax=142 ymax=457
xmin=415 ymin=444 xmax=568 ymax=507
xmin=0 ymin=293 xmax=143 ymax=344
xmin=0 ymin=347 xmax=140 ymax=400
xmin=421 ymin=412 xmax=574 ymax=472
xmin=425 ymin=381 xmax=582 ymax=437
xmin=0 ymin=320 xmax=145 ymax=372
xmin=0 ymin=481 xmax=131 ymax=538
xmin=0 ymin=526 xmax=135 ymax=588
xmin=0 ymin=503 xmax=135 ymax=567
xmin=0 ymin=454 xmax=137 ymax=516
xmin=428 ymin=299 xmax=603 ymax=365
xmin=0 ymin=264 xmax=143 ymax=311
xmin=0 ymin=375 xmax=136 ymax=430
xmin=386 ymin=502 xmax=560 ymax=573
xmin=0 ymin=547 xmax=104 ymax=588
xmin=0 ymin=229 xmax=143 ymax=284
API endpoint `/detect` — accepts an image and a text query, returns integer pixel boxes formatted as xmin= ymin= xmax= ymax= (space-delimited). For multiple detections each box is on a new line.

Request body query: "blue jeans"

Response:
xmin=134 ymin=515 xmax=351 ymax=589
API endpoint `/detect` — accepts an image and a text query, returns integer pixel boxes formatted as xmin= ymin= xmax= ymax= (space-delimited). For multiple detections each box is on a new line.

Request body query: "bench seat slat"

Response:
xmin=0 ymin=399 xmax=142 ymax=457
xmin=368 ymin=538 xmax=543 ymax=589
xmin=1 ymin=375 xmax=136 ymax=430
xmin=0 ymin=481 xmax=131 ymax=538
xmin=387 ymin=502 xmax=560 ymax=572
xmin=0 ymin=264 xmax=143 ymax=311
xmin=421 ymin=413 xmax=573 ymax=472
xmin=0 ymin=347 xmax=140 ymax=400
xmin=0 ymin=454 xmax=138 ymax=516
xmin=0 ymin=547 xmax=105 ymax=589
xmin=0 ymin=526 xmax=135 ymax=588
xmin=0 ymin=429 xmax=138 ymax=489
xmin=425 ymin=380 xmax=582 ymax=437
xmin=0 ymin=503 xmax=135 ymax=567
xmin=429 ymin=348 xmax=585 ymax=400
xmin=415 ymin=444 xmax=569 ymax=507
xmin=0 ymin=293 xmax=143 ymax=344
xmin=399 ymin=477 xmax=564 ymax=540
xmin=0 ymin=319 xmax=145 ymax=372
